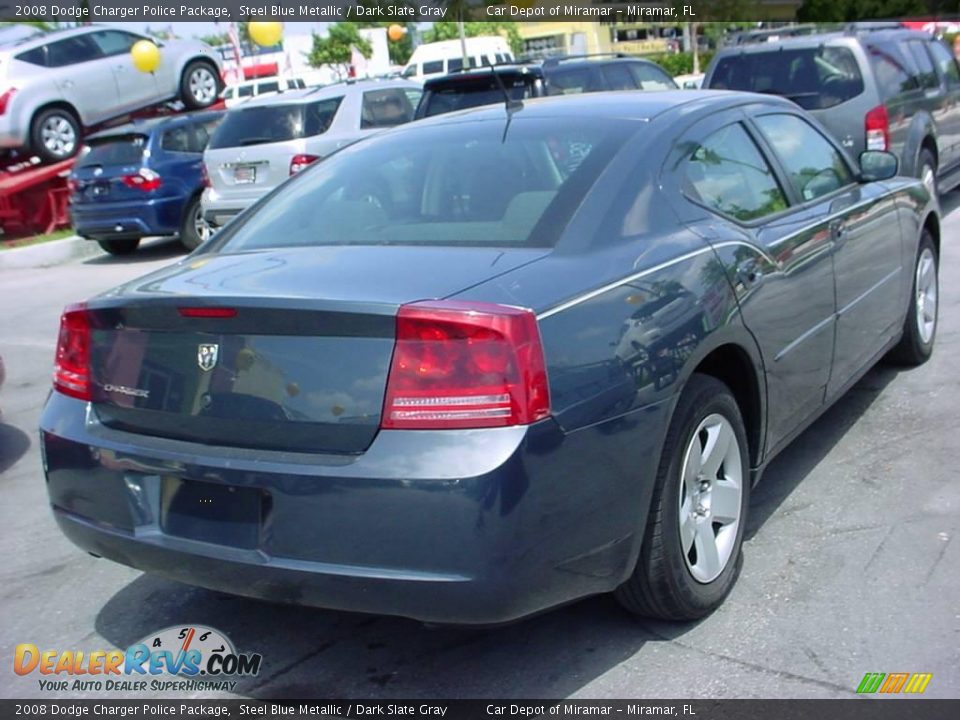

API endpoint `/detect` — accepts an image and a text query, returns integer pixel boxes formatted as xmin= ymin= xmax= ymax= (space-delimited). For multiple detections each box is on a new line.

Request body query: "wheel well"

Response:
xmin=182 ymin=57 xmax=221 ymax=83
xmin=693 ymin=344 xmax=762 ymax=468
xmin=923 ymin=211 xmax=940 ymax=257
xmin=32 ymin=102 xmax=80 ymax=130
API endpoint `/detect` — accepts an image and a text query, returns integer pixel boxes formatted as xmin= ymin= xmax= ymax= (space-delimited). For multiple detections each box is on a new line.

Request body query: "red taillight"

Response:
xmin=289 ymin=154 xmax=319 ymax=175
xmin=53 ymin=304 xmax=92 ymax=401
xmin=381 ymin=301 xmax=550 ymax=430
xmin=865 ymin=105 xmax=890 ymax=152
xmin=177 ymin=307 xmax=237 ymax=318
xmin=0 ymin=88 xmax=16 ymax=115
xmin=121 ymin=168 xmax=162 ymax=192
xmin=201 ymin=163 xmax=211 ymax=188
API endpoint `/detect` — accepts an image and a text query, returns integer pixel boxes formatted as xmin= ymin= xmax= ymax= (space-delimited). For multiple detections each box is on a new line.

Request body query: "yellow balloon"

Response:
xmin=388 ymin=24 xmax=406 ymax=42
xmin=248 ymin=22 xmax=283 ymax=48
xmin=130 ymin=40 xmax=160 ymax=74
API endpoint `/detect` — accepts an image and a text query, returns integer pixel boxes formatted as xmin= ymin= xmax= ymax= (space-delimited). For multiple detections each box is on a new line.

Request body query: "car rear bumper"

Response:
xmin=201 ymin=187 xmax=264 ymax=227
xmin=40 ymin=393 xmax=667 ymax=624
xmin=70 ymin=196 xmax=185 ymax=240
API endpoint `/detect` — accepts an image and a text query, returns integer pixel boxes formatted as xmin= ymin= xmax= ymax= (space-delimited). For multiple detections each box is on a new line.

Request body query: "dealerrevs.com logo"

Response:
xmin=14 ymin=625 xmax=262 ymax=693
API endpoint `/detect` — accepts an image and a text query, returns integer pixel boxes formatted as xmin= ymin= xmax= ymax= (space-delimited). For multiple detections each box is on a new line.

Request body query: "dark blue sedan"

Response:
xmin=69 ymin=111 xmax=222 ymax=255
xmin=41 ymin=91 xmax=939 ymax=624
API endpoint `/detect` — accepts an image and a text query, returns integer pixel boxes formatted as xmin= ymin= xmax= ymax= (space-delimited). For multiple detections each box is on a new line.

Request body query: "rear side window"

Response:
xmin=448 ymin=57 xmax=464 ymax=73
xmin=709 ymin=46 xmax=864 ymax=110
xmin=630 ymin=63 xmax=677 ymax=90
xmin=545 ymin=67 xmax=602 ymax=95
xmin=15 ymin=46 xmax=47 ymax=66
xmin=209 ymin=99 xmax=342 ymax=149
xmin=45 ymin=35 xmax=101 ymax=67
xmin=906 ymin=41 xmax=938 ymax=90
xmin=90 ymin=30 xmax=139 ymax=57
xmin=361 ymin=89 xmax=416 ymax=128
xmin=601 ymin=64 xmax=636 ymax=91
xmin=161 ymin=126 xmax=194 ymax=153
xmin=423 ymin=60 xmax=443 ymax=75
xmin=868 ymin=45 xmax=917 ymax=100
xmin=929 ymin=40 xmax=960 ymax=86
xmin=755 ymin=114 xmax=854 ymax=202
xmin=237 ymin=85 xmax=254 ymax=98
xmin=78 ymin=136 xmax=146 ymax=166
xmin=683 ymin=123 xmax=788 ymax=222
xmin=258 ymin=80 xmax=280 ymax=94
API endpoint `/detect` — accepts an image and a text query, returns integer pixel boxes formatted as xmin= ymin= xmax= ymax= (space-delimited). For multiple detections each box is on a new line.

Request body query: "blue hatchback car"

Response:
xmin=69 ymin=111 xmax=222 ymax=255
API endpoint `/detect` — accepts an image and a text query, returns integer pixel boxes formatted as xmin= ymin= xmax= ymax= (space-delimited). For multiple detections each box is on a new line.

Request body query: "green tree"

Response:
xmin=307 ymin=23 xmax=373 ymax=80
xmin=422 ymin=21 xmax=523 ymax=55
xmin=198 ymin=31 xmax=230 ymax=46
xmin=798 ymin=0 xmax=927 ymax=21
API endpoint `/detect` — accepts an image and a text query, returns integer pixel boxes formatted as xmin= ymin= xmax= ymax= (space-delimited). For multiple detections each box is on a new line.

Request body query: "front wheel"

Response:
xmin=180 ymin=61 xmax=220 ymax=109
xmin=887 ymin=231 xmax=938 ymax=366
xmin=616 ymin=373 xmax=750 ymax=621
xmin=96 ymin=238 xmax=140 ymax=256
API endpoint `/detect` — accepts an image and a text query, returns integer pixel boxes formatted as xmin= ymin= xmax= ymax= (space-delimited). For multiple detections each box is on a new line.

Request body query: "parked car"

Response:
xmin=415 ymin=54 xmax=677 ymax=119
xmin=220 ymin=76 xmax=307 ymax=108
xmin=41 ymin=91 xmax=938 ymax=624
xmin=202 ymin=79 xmax=421 ymax=229
xmin=703 ymin=25 xmax=960 ymax=198
xmin=0 ymin=25 xmax=222 ymax=163
xmin=69 ymin=111 xmax=223 ymax=255
xmin=401 ymin=36 xmax=514 ymax=81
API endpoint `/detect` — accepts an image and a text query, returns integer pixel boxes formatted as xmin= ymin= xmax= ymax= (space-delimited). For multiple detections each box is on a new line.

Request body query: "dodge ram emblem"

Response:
xmin=198 ymin=343 xmax=219 ymax=372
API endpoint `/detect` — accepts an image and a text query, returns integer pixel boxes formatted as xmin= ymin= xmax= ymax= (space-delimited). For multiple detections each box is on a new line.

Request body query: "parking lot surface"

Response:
xmin=1 ymin=200 xmax=958 ymax=699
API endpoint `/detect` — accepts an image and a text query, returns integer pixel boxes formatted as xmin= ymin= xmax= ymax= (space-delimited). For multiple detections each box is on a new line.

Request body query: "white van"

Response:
xmin=220 ymin=76 xmax=307 ymax=108
xmin=401 ymin=37 xmax=515 ymax=81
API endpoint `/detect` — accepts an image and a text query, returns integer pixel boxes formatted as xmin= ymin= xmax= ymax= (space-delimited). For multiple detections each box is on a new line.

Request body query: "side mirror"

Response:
xmin=859 ymin=150 xmax=898 ymax=182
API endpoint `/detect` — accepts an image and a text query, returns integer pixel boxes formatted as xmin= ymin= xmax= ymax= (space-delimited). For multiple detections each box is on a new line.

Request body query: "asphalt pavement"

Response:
xmin=1 ymin=205 xmax=957 ymax=700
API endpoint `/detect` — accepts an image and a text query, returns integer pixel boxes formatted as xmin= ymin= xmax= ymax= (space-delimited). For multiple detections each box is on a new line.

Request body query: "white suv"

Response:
xmin=202 ymin=78 xmax=421 ymax=229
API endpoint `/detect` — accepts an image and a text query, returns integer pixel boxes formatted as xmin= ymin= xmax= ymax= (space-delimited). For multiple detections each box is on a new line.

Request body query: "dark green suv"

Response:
xmin=704 ymin=25 xmax=960 ymax=198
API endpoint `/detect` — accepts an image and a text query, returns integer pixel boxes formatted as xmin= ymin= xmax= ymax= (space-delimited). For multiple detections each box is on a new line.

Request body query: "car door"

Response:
xmin=904 ymin=38 xmax=957 ymax=171
xmin=925 ymin=38 xmax=960 ymax=173
xmin=45 ymin=34 xmax=118 ymax=125
xmin=751 ymin=111 xmax=905 ymax=399
xmin=675 ymin=111 xmax=837 ymax=451
xmin=88 ymin=30 xmax=160 ymax=113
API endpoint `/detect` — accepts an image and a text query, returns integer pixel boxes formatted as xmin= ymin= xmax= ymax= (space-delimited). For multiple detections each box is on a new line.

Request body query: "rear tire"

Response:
xmin=97 ymin=238 xmax=140 ymax=256
xmin=888 ymin=231 xmax=938 ymax=366
xmin=180 ymin=60 xmax=221 ymax=110
xmin=179 ymin=195 xmax=208 ymax=250
xmin=30 ymin=107 xmax=80 ymax=163
xmin=615 ymin=374 xmax=750 ymax=621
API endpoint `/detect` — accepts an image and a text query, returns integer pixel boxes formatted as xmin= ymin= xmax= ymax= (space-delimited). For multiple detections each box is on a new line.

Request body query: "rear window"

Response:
xmin=208 ymin=98 xmax=343 ymax=149
xmin=420 ymin=75 xmax=534 ymax=117
xmin=209 ymin=118 xmax=632 ymax=252
xmin=709 ymin=46 xmax=864 ymax=110
xmin=78 ymin=136 xmax=146 ymax=166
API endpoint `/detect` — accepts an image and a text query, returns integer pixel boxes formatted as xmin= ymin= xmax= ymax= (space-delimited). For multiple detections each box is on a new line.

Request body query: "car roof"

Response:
xmin=423 ymin=55 xmax=667 ymax=88
xmin=86 ymin=110 xmax=223 ymax=142
xmin=3 ymin=24 xmax=141 ymax=53
xmin=237 ymin=78 xmax=420 ymax=108
xmin=409 ymin=89 xmax=797 ymax=128
xmin=714 ymin=26 xmax=934 ymax=56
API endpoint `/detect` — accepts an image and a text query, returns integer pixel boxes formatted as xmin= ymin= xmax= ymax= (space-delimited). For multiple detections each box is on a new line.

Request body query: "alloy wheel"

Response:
xmin=915 ymin=247 xmax=938 ymax=345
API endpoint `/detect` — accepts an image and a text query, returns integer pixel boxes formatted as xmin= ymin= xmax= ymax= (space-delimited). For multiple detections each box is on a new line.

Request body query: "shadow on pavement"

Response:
xmin=83 ymin=238 xmax=186 ymax=266
xmin=0 ymin=421 xmax=30 ymax=475
xmin=95 ymin=580 xmax=663 ymax=698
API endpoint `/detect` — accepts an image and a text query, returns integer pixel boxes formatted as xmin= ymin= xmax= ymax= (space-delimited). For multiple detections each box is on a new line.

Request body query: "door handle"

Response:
xmin=830 ymin=220 xmax=848 ymax=246
xmin=736 ymin=260 xmax=763 ymax=288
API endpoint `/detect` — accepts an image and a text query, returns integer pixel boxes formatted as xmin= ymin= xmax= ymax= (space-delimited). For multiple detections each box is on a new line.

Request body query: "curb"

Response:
xmin=0 ymin=235 xmax=105 ymax=270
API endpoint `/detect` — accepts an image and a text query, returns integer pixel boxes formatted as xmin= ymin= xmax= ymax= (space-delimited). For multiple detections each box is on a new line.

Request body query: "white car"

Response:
xmin=0 ymin=25 xmax=222 ymax=162
xmin=202 ymin=79 xmax=422 ymax=229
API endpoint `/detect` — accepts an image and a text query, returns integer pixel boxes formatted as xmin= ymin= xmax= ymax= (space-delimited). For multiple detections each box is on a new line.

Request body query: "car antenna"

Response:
xmin=486 ymin=61 xmax=522 ymax=142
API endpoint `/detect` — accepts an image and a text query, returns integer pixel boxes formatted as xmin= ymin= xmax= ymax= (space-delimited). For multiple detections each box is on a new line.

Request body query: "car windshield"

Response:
xmin=78 ymin=135 xmax=147 ymax=166
xmin=209 ymin=117 xmax=633 ymax=251
xmin=208 ymin=98 xmax=343 ymax=149
xmin=710 ymin=46 xmax=864 ymax=110
xmin=420 ymin=75 xmax=535 ymax=117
